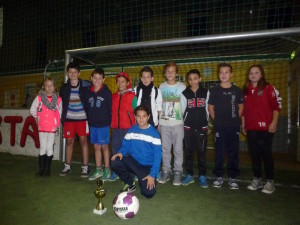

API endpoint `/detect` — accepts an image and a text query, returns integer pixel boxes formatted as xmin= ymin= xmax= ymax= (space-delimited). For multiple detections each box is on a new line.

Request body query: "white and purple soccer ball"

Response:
xmin=113 ymin=192 xmax=139 ymax=219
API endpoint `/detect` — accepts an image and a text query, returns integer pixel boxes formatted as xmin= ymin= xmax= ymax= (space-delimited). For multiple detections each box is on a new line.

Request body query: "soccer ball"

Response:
xmin=113 ymin=192 xmax=139 ymax=219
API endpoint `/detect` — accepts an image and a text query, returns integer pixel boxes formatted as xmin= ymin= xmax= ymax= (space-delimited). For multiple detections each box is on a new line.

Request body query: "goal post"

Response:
xmin=62 ymin=27 xmax=300 ymax=161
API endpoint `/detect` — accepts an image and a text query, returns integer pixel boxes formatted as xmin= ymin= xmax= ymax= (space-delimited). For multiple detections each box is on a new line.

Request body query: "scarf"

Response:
xmin=139 ymin=81 xmax=154 ymax=102
xmin=39 ymin=90 xmax=58 ymax=111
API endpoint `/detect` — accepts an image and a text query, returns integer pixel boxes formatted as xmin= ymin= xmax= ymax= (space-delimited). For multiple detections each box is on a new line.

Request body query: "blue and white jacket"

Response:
xmin=118 ymin=124 xmax=162 ymax=178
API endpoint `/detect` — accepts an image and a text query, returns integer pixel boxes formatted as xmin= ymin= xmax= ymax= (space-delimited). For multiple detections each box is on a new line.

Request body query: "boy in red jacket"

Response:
xmin=109 ymin=72 xmax=137 ymax=181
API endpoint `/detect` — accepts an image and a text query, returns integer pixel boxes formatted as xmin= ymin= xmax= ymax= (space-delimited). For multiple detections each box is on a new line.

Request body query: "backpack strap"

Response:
xmin=136 ymin=86 xmax=141 ymax=100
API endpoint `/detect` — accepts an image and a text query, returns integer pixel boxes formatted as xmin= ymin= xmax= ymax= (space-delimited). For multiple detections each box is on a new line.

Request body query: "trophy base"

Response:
xmin=93 ymin=208 xmax=107 ymax=215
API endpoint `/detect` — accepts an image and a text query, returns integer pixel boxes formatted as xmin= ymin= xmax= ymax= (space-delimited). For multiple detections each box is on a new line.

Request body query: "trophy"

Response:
xmin=93 ymin=179 xmax=107 ymax=215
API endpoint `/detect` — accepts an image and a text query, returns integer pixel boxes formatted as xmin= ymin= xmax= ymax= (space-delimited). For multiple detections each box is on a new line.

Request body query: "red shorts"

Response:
xmin=63 ymin=121 xmax=89 ymax=138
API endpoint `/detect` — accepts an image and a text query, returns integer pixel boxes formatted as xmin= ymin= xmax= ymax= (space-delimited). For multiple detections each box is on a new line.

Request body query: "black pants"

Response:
xmin=111 ymin=155 xmax=156 ymax=198
xmin=214 ymin=126 xmax=240 ymax=178
xmin=184 ymin=129 xmax=207 ymax=176
xmin=247 ymin=130 xmax=274 ymax=180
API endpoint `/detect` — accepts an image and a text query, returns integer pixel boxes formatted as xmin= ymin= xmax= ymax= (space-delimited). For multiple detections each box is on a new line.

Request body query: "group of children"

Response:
xmin=30 ymin=61 xmax=281 ymax=197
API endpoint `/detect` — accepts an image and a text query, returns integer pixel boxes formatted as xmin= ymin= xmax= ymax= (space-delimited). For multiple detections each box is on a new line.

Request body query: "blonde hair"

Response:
xmin=42 ymin=77 xmax=58 ymax=94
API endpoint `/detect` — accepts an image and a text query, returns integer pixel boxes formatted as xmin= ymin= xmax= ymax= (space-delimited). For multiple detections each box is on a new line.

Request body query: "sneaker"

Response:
xmin=88 ymin=168 xmax=103 ymax=181
xmin=181 ymin=174 xmax=194 ymax=186
xmin=158 ymin=171 xmax=171 ymax=184
xmin=81 ymin=165 xmax=90 ymax=178
xmin=199 ymin=175 xmax=208 ymax=188
xmin=59 ymin=163 xmax=71 ymax=176
xmin=173 ymin=171 xmax=182 ymax=186
xmin=247 ymin=177 xmax=263 ymax=191
xmin=228 ymin=178 xmax=239 ymax=190
xmin=262 ymin=180 xmax=275 ymax=194
xmin=121 ymin=182 xmax=136 ymax=193
xmin=212 ymin=177 xmax=223 ymax=188
xmin=156 ymin=171 xmax=161 ymax=181
xmin=108 ymin=172 xmax=119 ymax=181
xmin=102 ymin=168 xmax=111 ymax=180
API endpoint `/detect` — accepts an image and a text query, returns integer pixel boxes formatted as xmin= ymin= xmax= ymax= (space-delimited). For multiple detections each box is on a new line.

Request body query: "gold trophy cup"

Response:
xmin=93 ymin=179 xmax=107 ymax=215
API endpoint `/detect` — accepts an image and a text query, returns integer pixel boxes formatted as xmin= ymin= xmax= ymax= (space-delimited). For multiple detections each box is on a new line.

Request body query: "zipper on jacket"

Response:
xmin=117 ymin=95 xmax=122 ymax=129
xmin=183 ymin=112 xmax=188 ymax=122
xmin=127 ymin=111 xmax=133 ymax=126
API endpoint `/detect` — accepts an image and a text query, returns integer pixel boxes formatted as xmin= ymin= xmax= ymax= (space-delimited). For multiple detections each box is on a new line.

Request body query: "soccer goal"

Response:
xmin=63 ymin=27 xmax=300 ymax=163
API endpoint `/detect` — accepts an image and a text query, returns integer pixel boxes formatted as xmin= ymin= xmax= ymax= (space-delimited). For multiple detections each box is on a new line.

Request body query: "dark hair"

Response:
xmin=243 ymin=64 xmax=269 ymax=93
xmin=186 ymin=69 xmax=201 ymax=80
xmin=218 ymin=63 xmax=233 ymax=73
xmin=91 ymin=67 xmax=105 ymax=78
xmin=140 ymin=66 xmax=153 ymax=77
xmin=134 ymin=105 xmax=150 ymax=116
xmin=66 ymin=62 xmax=80 ymax=72
xmin=163 ymin=61 xmax=178 ymax=75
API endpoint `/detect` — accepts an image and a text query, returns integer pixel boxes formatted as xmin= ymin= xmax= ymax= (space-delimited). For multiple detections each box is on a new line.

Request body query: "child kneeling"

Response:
xmin=111 ymin=105 xmax=162 ymax=198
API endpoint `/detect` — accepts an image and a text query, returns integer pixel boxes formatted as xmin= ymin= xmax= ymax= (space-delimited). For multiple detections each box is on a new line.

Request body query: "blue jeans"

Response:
xmin=111 ymin=155 xmax=156 ymax=198
xmin=111 ymin=129 xmax=128 ymax=154
xmin=213 ymin=126 xmax=240 ymax=178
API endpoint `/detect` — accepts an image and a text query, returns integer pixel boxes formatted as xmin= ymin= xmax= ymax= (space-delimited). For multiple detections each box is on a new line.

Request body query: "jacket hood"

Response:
xmin=115 ymin=72 xmax=132 ymax=88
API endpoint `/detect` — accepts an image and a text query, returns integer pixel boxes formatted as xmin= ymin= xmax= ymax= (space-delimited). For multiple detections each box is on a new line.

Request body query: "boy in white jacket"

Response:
xmin=134 ymin=66 xmax=162 ymax=128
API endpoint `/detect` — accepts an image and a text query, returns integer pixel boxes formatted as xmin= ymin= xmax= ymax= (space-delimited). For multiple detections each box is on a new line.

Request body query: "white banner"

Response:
xmin=0 ymin=109 xmax=61 ymax=160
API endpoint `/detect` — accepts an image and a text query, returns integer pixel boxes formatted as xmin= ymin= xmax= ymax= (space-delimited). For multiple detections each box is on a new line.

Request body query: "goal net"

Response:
xmin=65 ymin=27 xmax=300 ymax=153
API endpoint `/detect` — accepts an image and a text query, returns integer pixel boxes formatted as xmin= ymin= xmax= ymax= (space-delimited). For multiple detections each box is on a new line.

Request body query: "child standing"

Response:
xmin=109 ymin=72 xmax=137 ymax=181
xmin=208 ymin=63 xmax=244 ymax=189
xmin=135 ymin=66 xmax=162 ymax=128
xmin=242 ymin=65 xmax=281 ymax=194
xmin=30 ymin=77 xmax=62 ymax=176
xmin=180 ymin=69 xmax=209 ymax=187
xmin=111 ymin=105 xmax=162 ymax=198
xmin=158 ymin=62 xmax=186 ymax=186
xmin=59 ymin=62 xmax=91 ymax=177
xmin=84 ymin=68 xmax=112 ymax=181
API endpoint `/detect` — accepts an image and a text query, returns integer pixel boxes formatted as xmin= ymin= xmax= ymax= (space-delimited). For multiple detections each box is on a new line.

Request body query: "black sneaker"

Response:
xmin=121 ymin=182 xmax=136 ymax=193
xmin=81 ymin=165 xmax=90 ymax=178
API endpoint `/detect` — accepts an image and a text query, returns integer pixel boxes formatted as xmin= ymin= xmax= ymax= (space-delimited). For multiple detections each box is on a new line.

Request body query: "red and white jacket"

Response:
xmin=30 ymin=95 xmax=62 ymax=132
xmin=243 ymin=84 xmax=281 ymax=131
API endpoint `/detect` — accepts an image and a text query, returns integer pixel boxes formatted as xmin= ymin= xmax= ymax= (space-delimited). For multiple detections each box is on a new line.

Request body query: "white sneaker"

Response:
xmin=212 ymin=177 xmax=223 ymax=188
xmin=228 ymin=178 xmax=239 ymax=190
xmin=262 ymin=180 xmax=275 ymax=194
xmin=247 ymin=177 xmax=263 ymax=191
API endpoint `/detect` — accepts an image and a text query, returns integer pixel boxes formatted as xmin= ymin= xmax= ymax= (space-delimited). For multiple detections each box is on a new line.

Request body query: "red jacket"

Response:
xmin=111 ymin=90 xmax=136 ymax=129
xmin=244 ymin=84 xmax=281 ymax=131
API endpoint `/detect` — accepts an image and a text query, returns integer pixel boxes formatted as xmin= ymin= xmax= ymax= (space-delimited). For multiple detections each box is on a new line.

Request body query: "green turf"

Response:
xmin=1 ymin=153 xmax=300 ymax=225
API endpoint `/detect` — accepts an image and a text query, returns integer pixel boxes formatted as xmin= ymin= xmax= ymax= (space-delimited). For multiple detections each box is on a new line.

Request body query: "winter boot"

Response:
xmin=36 ymin=155 xmax=46 ymax=177
xmin=43 ymin=155 xmax=53 ymax=176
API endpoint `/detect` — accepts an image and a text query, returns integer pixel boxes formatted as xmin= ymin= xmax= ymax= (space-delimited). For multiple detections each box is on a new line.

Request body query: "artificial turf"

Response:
xmin=1 ymin=153 xmax=300 ymax=225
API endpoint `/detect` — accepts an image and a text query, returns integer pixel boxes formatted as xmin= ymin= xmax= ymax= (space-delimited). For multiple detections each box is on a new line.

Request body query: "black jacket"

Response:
xmin=59 ymin=78 xmax=92 ymax=123
xmin=182 ymin=84 xmax=209 ymax=132
xmin=84 ymin=84 xmax=112 ymax=127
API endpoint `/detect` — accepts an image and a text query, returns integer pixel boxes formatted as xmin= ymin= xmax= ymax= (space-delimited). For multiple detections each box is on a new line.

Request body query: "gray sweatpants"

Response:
xmin=160 ymin=124 xmax=184 ymax=173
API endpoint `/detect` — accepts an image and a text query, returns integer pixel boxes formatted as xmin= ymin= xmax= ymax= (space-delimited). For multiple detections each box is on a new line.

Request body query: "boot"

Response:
xmin=43 ymin=155 xmax=53 ymax=176
xmin=36 ymin=155 xmax=46 ymax=177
